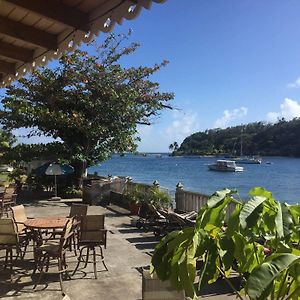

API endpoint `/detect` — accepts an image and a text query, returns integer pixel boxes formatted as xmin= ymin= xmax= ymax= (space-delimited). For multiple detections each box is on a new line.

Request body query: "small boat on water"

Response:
xmin=231 ymin=156 xmax=262 ymax=164
xmin=208 ymin=160 xmax=244 ymax=172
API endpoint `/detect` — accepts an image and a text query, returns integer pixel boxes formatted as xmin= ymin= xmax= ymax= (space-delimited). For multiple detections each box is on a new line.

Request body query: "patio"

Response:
xmin=0 ymin=200 xmax=237 ymax=300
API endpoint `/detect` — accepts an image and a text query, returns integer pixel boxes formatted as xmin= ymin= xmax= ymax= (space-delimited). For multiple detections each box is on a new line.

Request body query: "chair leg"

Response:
xmin=99 ymin=246 xmax=108 ymax=271
xmin=9 ymin=249 xmax=13 ymax=272
xmin=4 ymin=249 xmax=9 ymax=270
xmin=84 ymin=247 xmax=90 ymax=268
xmin=45 ymin=256 xmax=50 ymax=272
xmin=58 ymin=258 xmax=64 ymax=293
xmin=72 ymin=234 xmax=77 ymax=256
xmin=92 ymin=247 xmax=97 ymax=279
xmin=33 ymin=254 xmax=47 ymax=289
xmin=71 ymin=245 xmax=86 ymax=276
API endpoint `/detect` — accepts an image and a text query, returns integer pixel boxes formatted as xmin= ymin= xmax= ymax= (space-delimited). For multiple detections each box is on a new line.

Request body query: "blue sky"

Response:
xmin=2 ymin=0 xmax=300 ymax=152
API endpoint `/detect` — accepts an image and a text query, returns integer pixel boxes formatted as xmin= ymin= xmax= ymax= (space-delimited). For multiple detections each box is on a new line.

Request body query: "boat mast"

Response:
xmin=240 ymin=130 xmax=243 ymax=157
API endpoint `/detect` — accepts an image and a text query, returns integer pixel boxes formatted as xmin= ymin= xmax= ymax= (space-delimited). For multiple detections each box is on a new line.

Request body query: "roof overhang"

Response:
xmin=0 ymin=0 xmax=165 ymax=88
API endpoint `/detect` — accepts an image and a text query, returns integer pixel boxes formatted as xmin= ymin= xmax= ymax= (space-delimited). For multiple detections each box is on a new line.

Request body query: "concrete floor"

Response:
xmin=0 ymin=201 xmax=237 ymax=300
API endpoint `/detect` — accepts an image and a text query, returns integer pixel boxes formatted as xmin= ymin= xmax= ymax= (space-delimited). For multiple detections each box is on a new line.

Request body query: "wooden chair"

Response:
xmin=0 ymin=186 xmax=17 ymax=217
xmin=33 ymin=218 xmax=74 ymax=293
xmin=51 ymin=204 xmax=88 ymax=254
xmin=72 ymin=215 xmax=108 ymax=279
xmin=10 ymin=205 xmax=33 ymax=257
xmin=0 ymin=218 xmax=21 ymax=272
xmin=69 ymin=203 xmax=88 ymax=220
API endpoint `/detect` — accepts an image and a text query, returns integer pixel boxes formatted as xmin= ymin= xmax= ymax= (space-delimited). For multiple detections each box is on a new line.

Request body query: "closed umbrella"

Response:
xmin=44 ymin=163 xmax=74 ymax=199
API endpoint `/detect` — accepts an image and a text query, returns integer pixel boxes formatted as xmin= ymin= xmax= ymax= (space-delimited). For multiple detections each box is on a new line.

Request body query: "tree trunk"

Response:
xmin=70 ymin=160 xmax=87 ymax=188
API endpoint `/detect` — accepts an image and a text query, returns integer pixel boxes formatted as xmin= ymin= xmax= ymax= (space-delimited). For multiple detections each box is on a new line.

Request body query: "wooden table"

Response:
xmin=24 ymin=217 xmax=69 ymax=230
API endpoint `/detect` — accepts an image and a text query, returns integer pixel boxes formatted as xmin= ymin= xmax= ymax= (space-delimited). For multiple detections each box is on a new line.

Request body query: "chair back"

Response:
xmin=0 ymin=218 xmax=18 ymax=245
xmin=10 ymin=205 xmax=27 ymax=232
xmin=69 ymin=203 xmax=88 ymax=220
xmin=80 ymin=215 xmax=105 ymax=244
xmin=3 ymin=186 xmax=16 ymax=200
xmin=60 ymin=218 xmax=74 ymax=251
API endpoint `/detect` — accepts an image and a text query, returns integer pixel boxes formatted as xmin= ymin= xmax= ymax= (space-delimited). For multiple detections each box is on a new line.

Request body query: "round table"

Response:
xmin=24 ymin=217 xmax=69 ymax=230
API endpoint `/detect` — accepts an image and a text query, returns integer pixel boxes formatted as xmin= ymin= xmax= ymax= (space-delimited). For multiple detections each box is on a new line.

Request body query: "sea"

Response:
xmin=88 ymin=154 xmax=300 ymax=204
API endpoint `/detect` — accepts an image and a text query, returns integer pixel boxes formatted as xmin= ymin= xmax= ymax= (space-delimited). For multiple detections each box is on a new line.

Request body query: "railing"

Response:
xmin=175 ymin=183 xmax=236 ymax=220
xmin=175 ymin=186 xmax=209 ymax=212
xmin=83 ymin=175 xmax=236 ymax=218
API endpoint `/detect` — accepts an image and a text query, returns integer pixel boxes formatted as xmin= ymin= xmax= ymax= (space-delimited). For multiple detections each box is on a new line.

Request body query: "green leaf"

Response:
xmin=207 ymin=189 xmax=232 ymax=208
xmin=239 ymin=196 xmax=266 ymax=229
xmin=226 ymin=203 xmax=241 ymax=237
xmin=245 ymin=253 xmax=300 ymax=300
xmin=178 ymin=257 xmax=197 ymax=299
xmin=275 ymin=201 xmax=284 ymax=238
xmin=249 ymin=187 xmax=273 ymax=199
xmin=219 ymin=236 xmax=235 ymax=271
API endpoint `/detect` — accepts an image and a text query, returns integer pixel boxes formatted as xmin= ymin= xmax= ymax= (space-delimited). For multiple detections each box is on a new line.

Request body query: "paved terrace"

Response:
xmin=0 ymin=201 xmax=237 ymax=300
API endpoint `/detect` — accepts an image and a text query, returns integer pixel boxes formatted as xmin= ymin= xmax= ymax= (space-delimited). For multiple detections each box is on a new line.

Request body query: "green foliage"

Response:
xmin=124 ymin=185 xmax=145 ymax=205
xmin=0 ymin=32 xmax=174 ymax=180
xmin=146 ymin=187 xmax=172 ymax=208
xmin=0 ymin=128 xmax=16 ymax=163
xmin=151 ymin=187 xmax=300 ymax=300
xmin=7 ymin=166 xmax=27 ymax=188
xmin=177 ymin=119 xmax=300 ymax=156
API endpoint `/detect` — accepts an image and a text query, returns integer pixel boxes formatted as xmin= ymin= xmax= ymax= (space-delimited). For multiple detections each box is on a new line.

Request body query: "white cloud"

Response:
xmin=136 ymin=110 xmax=201 ymax=152
xmin=214 ymin=107 xmax=248 ymax=129
xmin=163 ymin=110 xmax=200 ymax=144
xmin=287 ymin=77 xmax=300 ymax=88
xmin=267 ymin=98 xmax=300 ymax=122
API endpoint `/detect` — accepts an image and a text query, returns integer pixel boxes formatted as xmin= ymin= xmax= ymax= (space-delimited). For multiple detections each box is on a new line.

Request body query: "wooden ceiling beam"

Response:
xmin=5 ymin=0 xmax=90 ymax=32
xmin=0 ymin=41 xmax=34 ymax=62
xmin=0 ymin=16 xmax=57 ymax=50
xmin=0 ymin=60 xmax=16 ymax=74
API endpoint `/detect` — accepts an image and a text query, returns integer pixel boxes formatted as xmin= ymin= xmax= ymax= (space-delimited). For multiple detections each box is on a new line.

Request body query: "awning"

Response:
xmin=0 ymin=0 xmax=165 ymax=88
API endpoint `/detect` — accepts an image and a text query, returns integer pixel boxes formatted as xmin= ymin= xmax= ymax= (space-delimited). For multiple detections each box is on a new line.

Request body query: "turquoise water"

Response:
xmin=88 ymin=155 xmax=300 ymax=204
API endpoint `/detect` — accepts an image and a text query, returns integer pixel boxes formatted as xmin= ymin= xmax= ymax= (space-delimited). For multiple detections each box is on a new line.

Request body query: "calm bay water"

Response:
xmin=88 ymin=154 xmax=300 ymax=204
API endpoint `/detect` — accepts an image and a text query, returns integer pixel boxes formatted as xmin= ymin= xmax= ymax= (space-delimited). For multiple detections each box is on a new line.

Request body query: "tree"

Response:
xmin=169 ymin=141 xmax=179 ymax=152
xmin=0 ymin=32 xmax=174 ymax=185
xmin=0 ymin=129 xmax=16 ymax=163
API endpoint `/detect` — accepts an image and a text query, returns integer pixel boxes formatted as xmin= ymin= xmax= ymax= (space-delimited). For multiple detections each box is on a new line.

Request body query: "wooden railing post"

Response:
xmin=175 ymin=182 xmax=184 ymax=211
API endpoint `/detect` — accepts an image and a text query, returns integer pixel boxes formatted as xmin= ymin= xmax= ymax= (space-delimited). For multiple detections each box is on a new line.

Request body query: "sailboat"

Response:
xmin=231 ymin=134 xmax=262 ymax=164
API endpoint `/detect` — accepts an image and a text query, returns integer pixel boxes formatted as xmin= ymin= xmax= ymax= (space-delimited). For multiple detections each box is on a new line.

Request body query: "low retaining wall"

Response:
xmin=82 ymin=176 xmax=127 ymax=205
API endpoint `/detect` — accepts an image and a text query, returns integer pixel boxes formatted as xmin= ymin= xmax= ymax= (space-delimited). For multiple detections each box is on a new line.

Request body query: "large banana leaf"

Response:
xmin=245 ymin=253 xmax=300 ymax=300
xmin=239 ymin=196 xmax=266 ymax=229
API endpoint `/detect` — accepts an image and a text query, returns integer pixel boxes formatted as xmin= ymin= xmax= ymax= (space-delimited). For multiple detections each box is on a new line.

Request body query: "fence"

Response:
xmin=175 ymin=183 xmax=236 ymax=220
xmin=83 ymin=176 xmax=236 ymax=218
xmin=175 ymin=186 xmax=209 ymax=212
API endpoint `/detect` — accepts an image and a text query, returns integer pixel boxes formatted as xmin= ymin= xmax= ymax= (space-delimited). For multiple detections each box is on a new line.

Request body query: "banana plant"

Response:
xmin=151 ymin=187 xmax=300 ymax=300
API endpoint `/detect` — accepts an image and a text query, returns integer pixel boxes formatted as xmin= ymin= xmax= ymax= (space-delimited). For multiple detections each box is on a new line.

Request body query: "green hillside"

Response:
xmin=176 ymin=118 xmax=300 ymax=157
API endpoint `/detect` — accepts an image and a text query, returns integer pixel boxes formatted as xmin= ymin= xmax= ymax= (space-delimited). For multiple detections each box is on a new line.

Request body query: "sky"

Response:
xmin=2 ymin=0 xmax=300 ymax=152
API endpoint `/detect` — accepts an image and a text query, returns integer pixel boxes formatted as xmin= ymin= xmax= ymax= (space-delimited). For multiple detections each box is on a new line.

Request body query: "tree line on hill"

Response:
xmin=174 ymin=118 xmax=300 ymax=157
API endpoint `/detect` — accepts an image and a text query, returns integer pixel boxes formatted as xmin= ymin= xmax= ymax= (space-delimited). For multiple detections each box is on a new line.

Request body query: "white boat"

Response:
xmin=232 ymin=156 xmax=262 ymax=164
xmin=208 ymin=160 xmax=244 ymax=172
xmin=229 ymin=134 xmax=262 ymax=164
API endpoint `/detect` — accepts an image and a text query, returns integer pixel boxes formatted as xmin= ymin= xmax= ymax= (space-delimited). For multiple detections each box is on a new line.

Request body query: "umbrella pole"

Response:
xmin=54 ymin=174 xmax=57 ymax=198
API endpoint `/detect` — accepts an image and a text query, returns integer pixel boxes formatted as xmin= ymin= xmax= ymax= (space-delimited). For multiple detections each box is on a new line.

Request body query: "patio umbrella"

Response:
xmin=41 ymin=163 xmax=74 ymax=199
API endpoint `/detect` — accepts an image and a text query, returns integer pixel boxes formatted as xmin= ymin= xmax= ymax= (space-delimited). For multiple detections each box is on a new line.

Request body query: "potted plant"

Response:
xmin=124 ymin=185 xmax=145 ymax=215
xmin=146 ymin=186 xmax=172 ymax=209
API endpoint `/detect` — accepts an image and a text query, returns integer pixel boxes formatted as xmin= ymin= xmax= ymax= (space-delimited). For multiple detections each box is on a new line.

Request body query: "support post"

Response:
xmin=175 ymin=182 xmax=184 ymax=212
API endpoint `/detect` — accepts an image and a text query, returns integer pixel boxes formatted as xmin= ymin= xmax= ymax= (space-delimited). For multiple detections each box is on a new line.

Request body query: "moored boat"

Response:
xmin=208 ymin=160 xmax=244 ymax=172
xmin=231 ymin=156 xmax=262 ymax=164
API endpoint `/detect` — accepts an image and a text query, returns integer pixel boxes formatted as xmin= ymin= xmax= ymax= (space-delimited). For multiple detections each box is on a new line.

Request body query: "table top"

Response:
xmin=24 ymin=217 xmax=69 ymax=230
